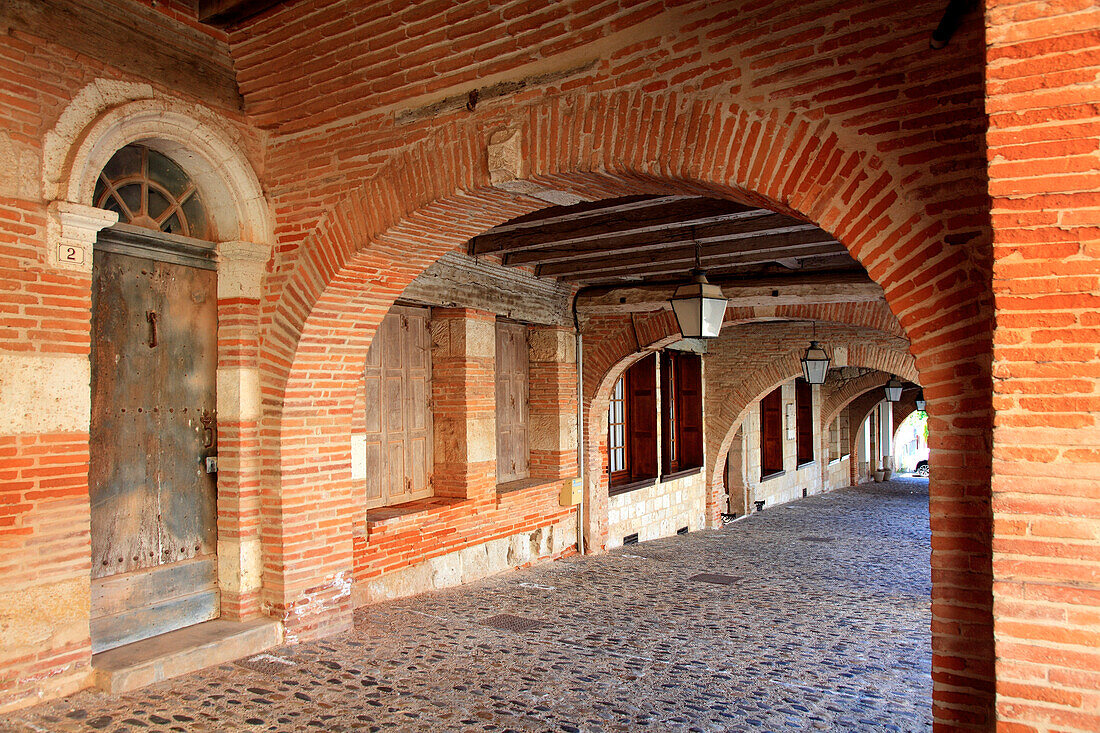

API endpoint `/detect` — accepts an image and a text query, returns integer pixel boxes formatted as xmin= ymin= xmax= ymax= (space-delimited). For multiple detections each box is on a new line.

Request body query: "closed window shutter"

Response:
xmin=362 ymin=305 xmax=433 ymax=509
xmin=796 ymin=378 xmax=813 ymax=465
xmin=627 ymin=353 xmax=658 ymax=481
xmin=495 ymin=321 xmax=529 ymax=483
xmin=761 ymin=386 xmax=783 ymax=477
xmin=660 ymin=351 xmax=674 ymax=474
xmin=678 ymin=353 xmax=704 ymax=469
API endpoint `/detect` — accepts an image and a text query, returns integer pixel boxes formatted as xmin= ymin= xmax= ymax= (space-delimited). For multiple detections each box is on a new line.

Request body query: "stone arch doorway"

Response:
xmin=43 ymin=86 xmax=275 ymax=644
xmin=88 ymin=142 xmax=222 ymax=652
xmin=262 ymin=91 xmax=992 ymax=723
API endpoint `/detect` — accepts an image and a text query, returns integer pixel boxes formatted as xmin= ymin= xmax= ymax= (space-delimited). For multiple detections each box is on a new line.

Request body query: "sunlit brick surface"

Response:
xmin=1 ymin=478 xmax=932 ymax=732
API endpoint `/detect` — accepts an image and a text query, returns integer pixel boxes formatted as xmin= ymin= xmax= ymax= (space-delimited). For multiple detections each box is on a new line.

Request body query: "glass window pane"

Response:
xmin=117 ymin=183 xmax=141 ymax=218
xmin=147 ymin=188 xmax=170 ymax=220
xmin=102 ymin=145 xmax=142 ymax=181
xmin=180 ymin=194 xmax=207 ymax=240
xmin=162 ymin=213 xmax=183 ymax=236
xmin=147 ymin=148 xmax=191 ymax=197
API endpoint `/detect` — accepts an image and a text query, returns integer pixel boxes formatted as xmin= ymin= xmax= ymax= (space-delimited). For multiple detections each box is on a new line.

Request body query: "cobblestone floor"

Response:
xmin=2 ymin=478 xmax=932 ymax=732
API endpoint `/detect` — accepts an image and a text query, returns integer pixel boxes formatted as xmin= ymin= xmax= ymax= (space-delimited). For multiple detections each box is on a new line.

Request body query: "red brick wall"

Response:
xmin=0 ymin=0 xmax=1054 ymax=724
xmin=229 ymin=1 xmax=996 ymax=725
xmin=985 ymin=0 xmax=1100 ymax=729
xmin=0 ymin=11 xmax=258 ymax=710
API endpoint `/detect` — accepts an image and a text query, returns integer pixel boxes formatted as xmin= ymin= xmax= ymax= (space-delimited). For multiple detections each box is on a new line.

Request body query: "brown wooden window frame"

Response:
xmin=795 ymin=377 xmax=814 ymax=467
xmin=607 ymin=353 xmax=659 ymax=491
xmin=760 ymin=385 xmax=784 ymax=479
xmin=661 ymin=351 xmax=704 ymax=476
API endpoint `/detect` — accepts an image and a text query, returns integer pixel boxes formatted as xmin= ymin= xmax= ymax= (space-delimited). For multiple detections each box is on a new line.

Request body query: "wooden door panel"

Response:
xmin=89 ymin=240 xmax=218 ymax=652
xmin=364 ymin=441 xmax=382 ymax=501
xmin=156 ymin=259 xmax=217 ymax=565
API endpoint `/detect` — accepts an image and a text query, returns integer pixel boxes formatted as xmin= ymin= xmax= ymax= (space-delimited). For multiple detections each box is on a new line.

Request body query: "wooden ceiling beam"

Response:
xmin=533 ymin=230 xmax=842 ymax=278
xmin=471 ymin=197 xmax=775 ymax=255
xmin=504 ymin=213 xmax=813 ymax=266
xmin=575 ymin=273 xmax=883 ymax=313
xmin=553 ymin=243 xmax=849 ymax=282
xmin=198 ymin=0 xmax=285 ymax=26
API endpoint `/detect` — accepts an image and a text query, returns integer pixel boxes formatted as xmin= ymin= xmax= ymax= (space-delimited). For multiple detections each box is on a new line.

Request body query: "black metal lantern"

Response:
xmin=669 ymin=232 xmax=727 ymax=339
xmin=884 ymin=377 xmax=904 ymax=402
xmin=915 ymin=389 xmax=926 ymax=411
xmin=799 ymin=322 xmax=830 ymax=385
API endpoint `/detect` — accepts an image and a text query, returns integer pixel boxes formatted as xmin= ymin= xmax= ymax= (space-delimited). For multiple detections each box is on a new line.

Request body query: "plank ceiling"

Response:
xmin=469 ymin=195 xmax=862 ymax=288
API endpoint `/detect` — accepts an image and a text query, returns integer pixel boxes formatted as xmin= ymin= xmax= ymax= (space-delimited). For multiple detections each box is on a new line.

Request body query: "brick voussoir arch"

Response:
xmin=259 ymin=91 xmax=993 ymax=723
xmin=706 ymin=342 xmax=918 ymax=514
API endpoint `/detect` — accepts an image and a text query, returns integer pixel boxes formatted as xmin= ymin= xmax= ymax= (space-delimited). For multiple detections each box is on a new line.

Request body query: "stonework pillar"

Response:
xmin=215 ymin=240 xmax=269 ymax=620
xmin=431 ymin=308 xmax=496 ymax=502
xmin=527 ymin=326 xmax=578 ymax=480
xmin=0 ymin=201 xmax=115 ymax=712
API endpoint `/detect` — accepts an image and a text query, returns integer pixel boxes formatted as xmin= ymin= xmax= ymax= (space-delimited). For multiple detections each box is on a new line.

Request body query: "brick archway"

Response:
xmin=259 ymin=91 xmax=992 ymax=723
xmin=706 ymin=337 xmax=918 ymax=519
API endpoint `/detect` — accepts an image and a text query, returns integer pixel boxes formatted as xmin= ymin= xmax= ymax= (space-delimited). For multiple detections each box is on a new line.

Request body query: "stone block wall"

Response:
xmin=606 ymin=471 xmax=707 ymax=549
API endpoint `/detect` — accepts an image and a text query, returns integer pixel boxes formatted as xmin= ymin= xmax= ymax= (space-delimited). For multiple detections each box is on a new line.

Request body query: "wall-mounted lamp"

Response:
xmin=915 ymin=390 xmax=926 ymax=411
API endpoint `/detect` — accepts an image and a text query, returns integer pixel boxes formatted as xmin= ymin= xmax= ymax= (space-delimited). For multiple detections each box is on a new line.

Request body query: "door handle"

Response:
xmin=200 ymin=409 xmax=216 ymax=448
xmin=147 ymin=311 xmax=158 ymax=348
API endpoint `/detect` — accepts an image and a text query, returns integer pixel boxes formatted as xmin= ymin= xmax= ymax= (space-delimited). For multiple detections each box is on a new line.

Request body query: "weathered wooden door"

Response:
xmin=495 ymin=321 xmax=529 ymax=484
xmin=89 ymin=226 xmax=219 ymax=653
xmin=362 ymin=305 xmax=433 ymax=508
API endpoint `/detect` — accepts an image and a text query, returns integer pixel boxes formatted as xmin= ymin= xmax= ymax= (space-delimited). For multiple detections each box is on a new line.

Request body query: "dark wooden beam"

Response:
xmin=575 ymin=272 xmax=883 ymax=313
xmin=504 ymin=213 xmax=813 ymax=267
xmin=2 ymin=0 xmax=241 ymax=110
xmin=534 ymin=230 xmax=842 ymax=278
xmin=471 ymin=197 xmax=774 ymax=255
xmin=199 ymin=0 xmax=285 ymax=26
xmin=554 ymin=243 xmax=849 ymax=282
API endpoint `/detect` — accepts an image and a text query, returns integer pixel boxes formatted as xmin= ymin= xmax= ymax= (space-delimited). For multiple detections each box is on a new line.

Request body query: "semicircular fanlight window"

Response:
xmin=93 ymin=144 xmax=209 ymax=240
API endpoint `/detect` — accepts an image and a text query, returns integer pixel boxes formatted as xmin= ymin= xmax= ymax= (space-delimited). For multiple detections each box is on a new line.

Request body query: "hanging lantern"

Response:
xmin=884 ymin=377 xmax=904 ymax=402
xmin=669 ymin=230 xmax=727 ymax=339
xmin=800 ymin=341 xmax=830 ymax=384
xmin=670 ymin=270 xmax=727 ymax=339
xmin=915 ymin=389 xmax=926 ymax=411
xmin=799 ymin=321 xmax=830 ymax=385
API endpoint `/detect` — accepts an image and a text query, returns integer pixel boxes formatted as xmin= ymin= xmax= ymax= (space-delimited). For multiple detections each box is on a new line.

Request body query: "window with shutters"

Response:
xmin=608 ymin=375 xmax=628 ymax=482
xmin=495 ymin=320 xmax=530 ymax=484
xmin=361 ymin=305 xmax=433 ymax=509
xmin=661 ymin=351 xmax=704 ymax=475
xmin=607 ymin=353 xmax=659 ymax=491
xmin=796 ymin=378 xmax=814 ymax=466
xmin=760 ymin=386 xmax=784 ymax=478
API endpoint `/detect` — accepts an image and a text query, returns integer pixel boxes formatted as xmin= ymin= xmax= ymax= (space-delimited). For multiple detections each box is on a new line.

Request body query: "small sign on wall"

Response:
xmin=56 ymin=242 xmax=85 ymax=266
xmin=786 ymin=403 xmax=796 ymax=440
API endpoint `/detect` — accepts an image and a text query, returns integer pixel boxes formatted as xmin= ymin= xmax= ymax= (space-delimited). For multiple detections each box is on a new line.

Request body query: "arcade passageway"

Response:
xmin=1 ymin=478 xmax=932 ymax=732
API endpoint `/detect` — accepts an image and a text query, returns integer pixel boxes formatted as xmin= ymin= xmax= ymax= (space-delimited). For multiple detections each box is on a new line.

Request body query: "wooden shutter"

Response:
xmin=760 ymin=386 xmax=783 ymax=477
xmin=495 ymin=321 xmax=529 ymax=484
xmin=361 ymin=305 xmax=433 ymax=509
xmin=677 ymin=353 xmax=704 ymax=469
xmin=660 ymin=351 xmax=675 ymax=473
xmin=796 ymin=378 xmax=813 ymax=465
xmin=627 ymin=353 xmax=658 ymax=481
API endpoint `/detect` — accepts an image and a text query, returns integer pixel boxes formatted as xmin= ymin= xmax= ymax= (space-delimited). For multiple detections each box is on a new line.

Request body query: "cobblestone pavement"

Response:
xmin=2 ymin=478 xmax=932 ymax=732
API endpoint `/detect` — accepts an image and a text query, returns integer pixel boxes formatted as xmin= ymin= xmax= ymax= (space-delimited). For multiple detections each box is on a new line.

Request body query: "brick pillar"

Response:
xmin=986 ymin=0 xmax=1100 ymax=727
xmin=431 ymin=308 xmax=496 ymax=502
xmin=215 ymin=240 xmax=269 ymax=620
xmin=527 ymin=325 xmax=577 ymax=480
xmin=0 ymin=202 xmax=115 ymax=713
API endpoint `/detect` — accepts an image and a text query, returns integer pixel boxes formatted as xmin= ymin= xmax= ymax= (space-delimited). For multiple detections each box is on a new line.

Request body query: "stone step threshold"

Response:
xmin=92 ymin=618 xmax=283 ymax=694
